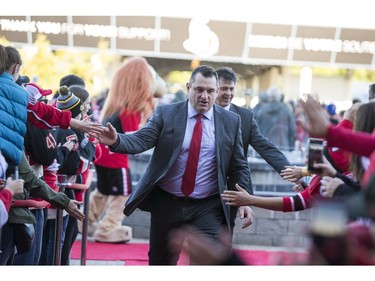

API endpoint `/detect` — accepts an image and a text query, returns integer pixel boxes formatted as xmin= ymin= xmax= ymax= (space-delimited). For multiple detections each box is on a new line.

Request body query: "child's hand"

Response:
xmin=280 ymin=166 xmax=303 ymax=183
xmin=5 ymin=177 xmax=24 ymax=195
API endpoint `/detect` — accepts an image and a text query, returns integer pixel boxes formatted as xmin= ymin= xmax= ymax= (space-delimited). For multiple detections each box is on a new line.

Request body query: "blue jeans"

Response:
xmin=13 ymin=209 xmax=44 ymax=265
xmin=39 ymin=215 xmax=68 ymax=265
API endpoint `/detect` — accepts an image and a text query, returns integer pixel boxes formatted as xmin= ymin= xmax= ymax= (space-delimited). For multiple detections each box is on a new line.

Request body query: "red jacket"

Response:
xmin=27 ymin=100 xmax=71 ymax=129
xmin=326 ymin=125 xmax=375 ymax=187
xmin=283 ymin=175 xmax=321 ymax=212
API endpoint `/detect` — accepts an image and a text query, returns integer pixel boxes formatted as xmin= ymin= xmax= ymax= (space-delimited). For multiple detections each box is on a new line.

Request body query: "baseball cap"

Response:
xmin=24 ymin=83 xmax=53 ymax=101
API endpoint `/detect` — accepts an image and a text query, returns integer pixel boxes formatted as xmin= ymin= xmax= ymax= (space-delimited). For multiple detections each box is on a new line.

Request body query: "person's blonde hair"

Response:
xmin=100 ymin=56 xmax=154 ymax=125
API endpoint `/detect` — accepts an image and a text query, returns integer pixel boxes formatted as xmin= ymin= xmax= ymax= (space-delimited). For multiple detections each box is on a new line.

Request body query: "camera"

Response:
xmin=307 ymin=138 xmax=324 ymax=172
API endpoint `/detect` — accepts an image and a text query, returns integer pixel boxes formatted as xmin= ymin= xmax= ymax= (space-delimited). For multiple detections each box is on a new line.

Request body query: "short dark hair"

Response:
xmin=59 ymin=74 xmax=85 ymax=88
xmin=216 ymin=66 xmax=237 ymax=84
xmin=189 ymin=65 xmax=218 ymax=85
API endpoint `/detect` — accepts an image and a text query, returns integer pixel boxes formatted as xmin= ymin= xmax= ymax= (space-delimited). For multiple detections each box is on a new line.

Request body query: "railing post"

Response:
xmin=80 ymin=168 xmax=95 ymax=265
xmin=53 ymin=174 xmax=70 ymax=265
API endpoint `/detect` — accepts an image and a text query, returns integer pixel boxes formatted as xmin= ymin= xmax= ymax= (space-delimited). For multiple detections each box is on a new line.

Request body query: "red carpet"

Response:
xmin=71 ymin=240 xmax=308 ymax=265
xmin=71 ymin=241 xmax=188 ymax=265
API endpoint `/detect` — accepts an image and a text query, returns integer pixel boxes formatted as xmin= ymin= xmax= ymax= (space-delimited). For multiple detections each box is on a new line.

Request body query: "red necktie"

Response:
xmin=181 ymin=114 xmax=203 ymax=197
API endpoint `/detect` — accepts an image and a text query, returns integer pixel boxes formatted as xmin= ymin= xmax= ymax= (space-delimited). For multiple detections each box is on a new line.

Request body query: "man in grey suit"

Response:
xmin=97 ymin=65 xmax=254 ymax=265
xmin=215 ymin=67 xmax=290 ymax=177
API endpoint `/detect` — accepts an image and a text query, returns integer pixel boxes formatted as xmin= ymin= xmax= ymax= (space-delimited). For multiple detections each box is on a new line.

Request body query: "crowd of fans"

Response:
xmin=1 ymin=42 xmax=375 ymax=266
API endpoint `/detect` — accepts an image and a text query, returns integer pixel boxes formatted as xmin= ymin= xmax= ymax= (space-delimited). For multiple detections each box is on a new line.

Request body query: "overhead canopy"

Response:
xmin=2 ymin=0 xmax=373 ymax=30
xmin=1 ymin=15 xmax=374 ymax=72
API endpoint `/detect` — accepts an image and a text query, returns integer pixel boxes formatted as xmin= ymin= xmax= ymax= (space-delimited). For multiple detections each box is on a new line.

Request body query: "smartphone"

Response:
xmin=307 ymin=138 xmax=324 ymax=172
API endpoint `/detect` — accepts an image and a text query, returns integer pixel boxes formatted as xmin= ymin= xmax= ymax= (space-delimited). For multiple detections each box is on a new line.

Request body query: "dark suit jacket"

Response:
xmin=109 ymin=100 xmax=252 ymax=229
xmin=230 ymin=103 xmax=290 ymax=174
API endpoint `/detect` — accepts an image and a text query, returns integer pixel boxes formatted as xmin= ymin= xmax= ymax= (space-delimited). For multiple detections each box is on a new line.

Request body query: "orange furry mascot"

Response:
xmin=83 ymin=57 xmax=166 ymax=243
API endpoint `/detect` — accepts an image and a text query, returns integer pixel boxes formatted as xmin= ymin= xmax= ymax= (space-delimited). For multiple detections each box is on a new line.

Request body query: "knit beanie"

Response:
xmin=69 ymin=85 xmax=89 ymax=103
xmin=56 ymin=85 xmax=83 ymax=118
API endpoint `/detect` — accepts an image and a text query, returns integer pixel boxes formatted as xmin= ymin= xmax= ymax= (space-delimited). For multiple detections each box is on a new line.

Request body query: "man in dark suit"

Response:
xmin=215 ymin=67 xmax=290 ymax=176
xmin=97 ymin=65 xmax=254 ymax=265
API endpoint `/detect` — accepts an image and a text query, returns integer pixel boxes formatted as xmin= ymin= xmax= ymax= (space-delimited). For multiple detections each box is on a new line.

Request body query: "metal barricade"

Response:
xmin=64 ymin=168 xmax=95 ymax=265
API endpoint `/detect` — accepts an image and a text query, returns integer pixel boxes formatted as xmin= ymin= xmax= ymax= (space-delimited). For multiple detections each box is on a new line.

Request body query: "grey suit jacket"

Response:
xmin=110 ymin=100 xmax=252 ymax=229
xmin=230 ymin=103 xmax=290 ymax=174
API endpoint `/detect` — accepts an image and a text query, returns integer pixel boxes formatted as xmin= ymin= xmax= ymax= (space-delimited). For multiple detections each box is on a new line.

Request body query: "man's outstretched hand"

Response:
xmin=94 ymin=122 xmax=118 ymax=146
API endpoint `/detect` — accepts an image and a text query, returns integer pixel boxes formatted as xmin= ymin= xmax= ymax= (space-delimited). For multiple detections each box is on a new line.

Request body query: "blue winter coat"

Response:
xmin=0 ymin=72 xmax=28 ymax=165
